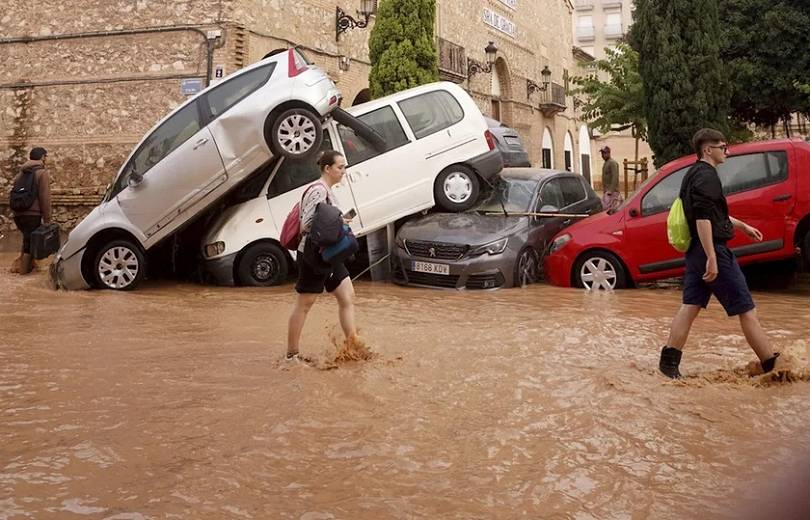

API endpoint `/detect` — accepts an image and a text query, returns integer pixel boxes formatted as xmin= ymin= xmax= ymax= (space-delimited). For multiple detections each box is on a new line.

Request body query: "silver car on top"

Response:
xmin=51 ymin=47 xmax=342 ymax=291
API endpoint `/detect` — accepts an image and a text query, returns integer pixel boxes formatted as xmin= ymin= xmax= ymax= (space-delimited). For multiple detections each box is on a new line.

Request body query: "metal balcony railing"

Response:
xmin=576 ymin=26 xmax=595 ymax=40
xmin=604 ymin=24 xmax=624 ymax=38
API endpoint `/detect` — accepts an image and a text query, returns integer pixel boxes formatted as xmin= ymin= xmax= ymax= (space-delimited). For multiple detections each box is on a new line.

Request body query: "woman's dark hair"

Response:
xmin=692 ymin=128 xmax=726 ymax=159
xmin=317 ymin=150 xmax=344 ymax=171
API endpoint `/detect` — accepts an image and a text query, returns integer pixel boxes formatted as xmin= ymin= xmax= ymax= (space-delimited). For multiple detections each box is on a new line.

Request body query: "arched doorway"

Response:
xmin=542 ymin=127 xmax=554 ymax=169
xmin=564 ymin=132 xmax=574 ymax=172
xmin=578 ymin=125 xmax=593 ymax=185
xmin=352 ymin=88 xmax=371 ymax=106
xmin=491 ymin=57 xmax=513 ymax=125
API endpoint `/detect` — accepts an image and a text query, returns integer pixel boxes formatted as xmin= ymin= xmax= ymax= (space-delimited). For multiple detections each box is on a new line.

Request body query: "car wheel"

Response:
xmin=237 ymin=243 xmax=289 ymax=287
xmin=803 ymin=232 xmax=810 ymax=272
xmin=514 ymin=248 xmax=539 ymax=288
xmin=93 ymin=239 xmax=145 ymax=291
xmin=434 ymin=165 xmax=480 ymax=212
xmin=573 ymin=251 xmax=627 ymax=290
xmin=268 ymin=108 xmax=323 ymax=159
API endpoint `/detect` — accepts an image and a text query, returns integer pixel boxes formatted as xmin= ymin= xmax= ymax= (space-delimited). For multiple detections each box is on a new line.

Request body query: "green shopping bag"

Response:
xmin=667 ymin=197 xmax=691 ymax=252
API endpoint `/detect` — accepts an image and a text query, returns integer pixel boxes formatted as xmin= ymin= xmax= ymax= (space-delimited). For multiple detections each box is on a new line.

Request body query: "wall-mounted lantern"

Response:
xmin=467 ymin=41 xmax=499 ymax=79
xmin=336 ymin=1 xmax=377 ymax=41
xmin=527 ymin=65 xmax=552 ymax=98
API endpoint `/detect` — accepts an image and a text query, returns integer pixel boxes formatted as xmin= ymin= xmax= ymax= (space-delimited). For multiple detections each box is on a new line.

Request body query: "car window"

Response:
xmin=267 ymin=131 xmax=333 ymax=197
xmin=641 ymin=166 xmax=689 ymax=216
xmin=338 ymin=106 xmax=409 ymax=165
xmin=537 ymin=179 xmax=565 ymax=210
xmin=111 ymin=100 xmax=202 ymax=197
xmin=398 ymin=90 xmax=464 ymax=139
xmin=206 ymin=63 xmax=275 ymax=120
xmin=559 ymin=177 xmax=587 ymax=207
xmin=718 ymin=151 xmax=788 ymax=195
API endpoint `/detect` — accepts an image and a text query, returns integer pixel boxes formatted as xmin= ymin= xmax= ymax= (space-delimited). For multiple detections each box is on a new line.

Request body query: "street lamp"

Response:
xmin=336 ymin=0 xmax=377 ymax=41
xmin=527 ymin=65 xmax=552 ymax=98
xmin=467 ymin=41 xmax=499 ymax=79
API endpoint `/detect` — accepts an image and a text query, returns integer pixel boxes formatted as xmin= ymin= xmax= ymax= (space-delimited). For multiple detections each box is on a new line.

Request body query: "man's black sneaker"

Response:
xmin=761 ymin=352 xmax=781 ymax=374
xmin=659 ymin=346 xmax=683 ymax=379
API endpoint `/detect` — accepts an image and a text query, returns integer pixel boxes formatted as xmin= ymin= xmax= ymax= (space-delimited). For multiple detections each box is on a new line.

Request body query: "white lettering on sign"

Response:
xmin=497 ymin=0 xmax=517 ymax=10
xmin=483 ymin=8 xmax=517 ymax=38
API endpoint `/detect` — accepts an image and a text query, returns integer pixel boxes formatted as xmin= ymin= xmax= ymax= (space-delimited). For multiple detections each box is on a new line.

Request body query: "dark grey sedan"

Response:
xmin=392 ymin=168 xmax=602 ymax=289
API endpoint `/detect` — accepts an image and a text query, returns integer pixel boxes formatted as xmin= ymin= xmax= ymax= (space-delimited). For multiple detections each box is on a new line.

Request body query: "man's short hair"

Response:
xmin=30 ymin=147 xmax=47 ymax=160
xmin=692 ymin=128 xmax=726 ymax=159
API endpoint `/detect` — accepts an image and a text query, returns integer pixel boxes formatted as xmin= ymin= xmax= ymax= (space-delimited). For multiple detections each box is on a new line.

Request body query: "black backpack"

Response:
xmin=9 ymin=165 xmax=42 ymax=213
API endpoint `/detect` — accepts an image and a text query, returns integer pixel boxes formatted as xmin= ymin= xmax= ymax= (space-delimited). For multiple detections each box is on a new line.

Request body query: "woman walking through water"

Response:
xmin=286 ymin=150 xmax=368 ymax=364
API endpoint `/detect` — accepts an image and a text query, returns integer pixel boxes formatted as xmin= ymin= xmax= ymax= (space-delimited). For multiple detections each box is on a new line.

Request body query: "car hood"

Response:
xmin=398 ymin=212 xmax=526 ymax=245
xmin=566 ymin=207 xmax=624 ymax=236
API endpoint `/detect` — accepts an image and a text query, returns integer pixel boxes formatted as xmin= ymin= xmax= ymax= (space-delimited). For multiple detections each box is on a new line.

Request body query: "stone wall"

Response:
xmin=0 ymin=0 xmax=590 ymax=245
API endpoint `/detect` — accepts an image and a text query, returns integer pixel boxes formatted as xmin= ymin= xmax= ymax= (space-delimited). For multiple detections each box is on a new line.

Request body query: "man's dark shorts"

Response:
xmin=683 ymin=242 xmax=755 ymax=316
xmin=295 ymin=247 xmax=349 ymax=294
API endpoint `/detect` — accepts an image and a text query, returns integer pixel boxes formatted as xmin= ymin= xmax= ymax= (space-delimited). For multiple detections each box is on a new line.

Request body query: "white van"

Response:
xmin=202 ymin=81 xmax=503 ymax=286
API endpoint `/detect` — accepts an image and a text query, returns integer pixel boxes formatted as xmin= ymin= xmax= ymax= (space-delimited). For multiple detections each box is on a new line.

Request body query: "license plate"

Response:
xmin=412 ymin=261 xmax=449 ymax=275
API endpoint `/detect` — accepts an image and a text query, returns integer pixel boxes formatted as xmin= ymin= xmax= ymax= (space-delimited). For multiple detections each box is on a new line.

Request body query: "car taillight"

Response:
xmin=485 ymin=129 xmax=496 ymax=151
xmin=288 ymin=48 xmax=308 ymax=77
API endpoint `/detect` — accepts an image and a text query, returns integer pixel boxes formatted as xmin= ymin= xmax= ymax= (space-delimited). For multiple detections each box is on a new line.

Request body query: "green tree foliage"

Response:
xmin=630 ymin=0 xmax=730 ymax=167
xmin=572 ymin=43 xmax=646 ymax=161
xmin=368 ymin=0 xmax=439 ymax=98
xmin=720 ymin=0 xmax=810 ymax=127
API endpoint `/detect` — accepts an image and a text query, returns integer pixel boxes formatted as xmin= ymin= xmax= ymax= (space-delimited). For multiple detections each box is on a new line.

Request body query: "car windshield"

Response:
xmin=471 ymin=177 xmax=536 ymax=214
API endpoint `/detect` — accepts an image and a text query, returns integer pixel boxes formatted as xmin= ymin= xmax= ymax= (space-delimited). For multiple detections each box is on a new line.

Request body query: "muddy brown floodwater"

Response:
xmin=2 ymin=254 xmax=810 ymax=519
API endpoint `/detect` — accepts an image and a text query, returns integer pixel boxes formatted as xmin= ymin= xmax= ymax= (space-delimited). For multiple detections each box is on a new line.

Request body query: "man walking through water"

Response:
xmin=600 ymin=146 xmax=622 ymax=211
xmin=659 ymin=128 xmax=780 ymax=379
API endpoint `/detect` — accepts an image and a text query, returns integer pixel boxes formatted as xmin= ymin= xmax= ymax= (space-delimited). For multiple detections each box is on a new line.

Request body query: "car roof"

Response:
xmin=500 ymin=167 xmax=573 ymax=182
xmin=346 ymin=81 xmax=465 ymax=115
xmin=658 ymin=138 xmax=809 ymax=174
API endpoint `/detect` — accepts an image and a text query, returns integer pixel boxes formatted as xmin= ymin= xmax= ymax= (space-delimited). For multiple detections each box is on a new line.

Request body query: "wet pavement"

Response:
xmin=2 ymin=253 xmax=810 ymax=519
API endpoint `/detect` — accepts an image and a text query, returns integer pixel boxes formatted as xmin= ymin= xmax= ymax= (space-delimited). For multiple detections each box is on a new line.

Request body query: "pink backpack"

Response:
xmin=279 ymin=183 xmax=324 ymax=250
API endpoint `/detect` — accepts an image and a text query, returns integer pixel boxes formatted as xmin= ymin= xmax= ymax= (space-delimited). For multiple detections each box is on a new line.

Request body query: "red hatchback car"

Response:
xmin=544 ymin=138 xmax=810 ymax=289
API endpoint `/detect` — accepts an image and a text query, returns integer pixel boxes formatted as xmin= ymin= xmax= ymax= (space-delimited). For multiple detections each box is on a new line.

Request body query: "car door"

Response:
xmin=334 ymin=105 xmax=413 ymax=233
xmin=204 ymin=62 xmax=277 ymax=180
xmin=117 ymin=99 xmax=226 ymax=239
xmin=719 ymin=149 xmax=794 ymax=255
xmin=529 ymin=177 xmax=571 ymax=255
xmin=623 ymin=166 xmax=690 ymax=276
xmin=266 ymin=127 xmax=360 ymax=235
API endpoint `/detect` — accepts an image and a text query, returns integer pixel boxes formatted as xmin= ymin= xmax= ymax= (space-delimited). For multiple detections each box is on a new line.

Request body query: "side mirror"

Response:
xmin=127 ymin=171 xmax=144 ymax=188
xmin=629 ymin=207 xmax=639 ymax=217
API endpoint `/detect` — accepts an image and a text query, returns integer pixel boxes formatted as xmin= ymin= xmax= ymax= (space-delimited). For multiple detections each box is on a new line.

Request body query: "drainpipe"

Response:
xmin=0 ymin=25 xmax=223 ymax=87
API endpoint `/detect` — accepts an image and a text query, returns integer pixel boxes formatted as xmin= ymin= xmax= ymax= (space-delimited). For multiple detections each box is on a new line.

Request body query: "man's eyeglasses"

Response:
xmin=708 ymin=144 xmax=728 ymax=153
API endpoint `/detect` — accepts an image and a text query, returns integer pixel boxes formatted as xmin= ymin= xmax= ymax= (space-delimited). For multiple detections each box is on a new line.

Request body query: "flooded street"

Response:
xmin=2 ymin=254 xmax=810 ymax=519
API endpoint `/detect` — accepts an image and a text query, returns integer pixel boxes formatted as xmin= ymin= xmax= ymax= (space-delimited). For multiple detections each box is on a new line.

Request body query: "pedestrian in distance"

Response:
xmin=286 ymin=150 xmax=358 ymax=363
xmin=600 ymin=146 xmax=622 ymax=211
xmin=8 ymin=147 xmax=52 ymax=275
xmin=659 ymin=128 xmax=780 ymax=379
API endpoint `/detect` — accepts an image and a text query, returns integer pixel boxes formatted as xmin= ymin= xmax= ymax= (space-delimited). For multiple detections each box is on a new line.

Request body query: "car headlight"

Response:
xmin=549 ymin=234 xmax=571 ymax=254
xmin=469 ymin=238 xmax=508 ymax=256
xmin=204 ymin=241 xmax=225 ymax=258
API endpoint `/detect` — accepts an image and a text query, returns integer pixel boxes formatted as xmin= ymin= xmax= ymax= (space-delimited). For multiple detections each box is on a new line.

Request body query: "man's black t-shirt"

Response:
xmin=679 ymin=161 xmax=734 ymax=244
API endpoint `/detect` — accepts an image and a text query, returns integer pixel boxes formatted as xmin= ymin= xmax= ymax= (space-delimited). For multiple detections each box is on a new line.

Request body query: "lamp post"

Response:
xmin=467 ymin=41 xmax=499 ymax=79
xmin=527 ymin=65 xmax=552 ymax=99
xmin=336 ymin=0 xmax=377 ymax=41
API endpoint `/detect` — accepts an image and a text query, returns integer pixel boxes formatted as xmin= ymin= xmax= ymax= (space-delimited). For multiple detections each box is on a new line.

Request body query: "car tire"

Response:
xmin=573 ymin=250 xmax=627 ymax=290
xmin=93 ymin=239 xmax=145 ymax=291
xmin=434 ymin=165 xmax=480 ymax=212
xmin=268 ymin=108 xmax=323 ymax=159
xmin=331 ymin=107 xmax=387 ymax=152
xmin=237 ymin=243 xmax=289 ymax=287
xmin=514 ymin=247 xmax=539 ymax=288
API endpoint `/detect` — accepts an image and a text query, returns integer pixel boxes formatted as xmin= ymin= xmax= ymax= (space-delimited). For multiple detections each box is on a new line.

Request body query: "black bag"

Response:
xmin=9 ymin=165 xmax=41 ymax=213
xmin=30 ymin=223 xmax=60 ymax=260
xmin=309 ymin=202 xmax=344 ymax=246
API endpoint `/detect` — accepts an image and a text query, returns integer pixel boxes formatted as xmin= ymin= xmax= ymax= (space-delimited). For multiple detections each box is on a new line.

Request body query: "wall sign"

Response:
xmin=180 ymin=78 xmax=204 ymax=96
xmin=497 ymin=0 xmax=517 ymax=10
xmin=483 ymin=8 xmax=517 ymax=38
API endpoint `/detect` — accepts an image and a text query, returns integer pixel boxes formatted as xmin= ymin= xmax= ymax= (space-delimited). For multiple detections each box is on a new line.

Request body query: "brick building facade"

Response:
xmin=0 ymin=0 xmax=594 ymax=242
